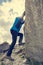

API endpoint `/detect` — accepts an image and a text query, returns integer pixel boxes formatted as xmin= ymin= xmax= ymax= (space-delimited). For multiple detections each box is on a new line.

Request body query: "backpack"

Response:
xmin=16 ymin=18 xmax=22 ymax=29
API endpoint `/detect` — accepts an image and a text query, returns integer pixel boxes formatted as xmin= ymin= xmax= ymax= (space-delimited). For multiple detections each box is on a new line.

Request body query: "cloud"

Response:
xmin=0 ymin=19 xmax=11 ymax=32
xmin=0 ymin=19 xmax=10 ymax=26
xmin=2 ymin=33 xmax=11 ymax=40
xmin=0 ymin=10 xmax=4 ymax=16
xmin=0 ymin=29 xmax=11 ymax=44
xmin=0 ymin=19 xmax=11 ymax=43
xmin=0 ymin=0 xmax=12 ymax=5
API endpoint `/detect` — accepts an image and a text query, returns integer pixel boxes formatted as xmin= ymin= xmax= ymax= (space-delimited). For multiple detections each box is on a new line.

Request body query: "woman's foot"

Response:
xmin=6 ymin=56 xmax=14 ymax=61
xmin=1 ymin=56 xmax=14 ymax=61
xmin=18 ymin=43 xmax=25 ymax=46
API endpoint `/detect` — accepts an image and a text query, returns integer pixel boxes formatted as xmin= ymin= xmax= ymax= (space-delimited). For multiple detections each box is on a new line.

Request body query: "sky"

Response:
xmin=0 ymin=0 xmax=25 ymax=44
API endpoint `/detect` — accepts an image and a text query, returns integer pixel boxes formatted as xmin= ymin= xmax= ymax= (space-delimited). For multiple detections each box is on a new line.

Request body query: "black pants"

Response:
xmin=6 ymin=30 xmax=23 ymax=56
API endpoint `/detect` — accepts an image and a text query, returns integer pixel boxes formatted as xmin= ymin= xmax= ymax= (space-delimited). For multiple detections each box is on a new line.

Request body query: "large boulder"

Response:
xmin=25 ymin=0 xmax=43 ymax=62
xmin=0 ymin=42 xmax=9 ymax=53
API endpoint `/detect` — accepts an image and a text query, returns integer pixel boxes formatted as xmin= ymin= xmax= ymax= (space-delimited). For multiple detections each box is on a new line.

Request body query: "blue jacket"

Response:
xmin=10 ymin=17 xmax=24 ymax=32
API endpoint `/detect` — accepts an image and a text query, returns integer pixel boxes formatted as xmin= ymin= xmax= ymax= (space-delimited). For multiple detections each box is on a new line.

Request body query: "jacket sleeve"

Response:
xmin=21 ymin=20 xmax=25 ymax=24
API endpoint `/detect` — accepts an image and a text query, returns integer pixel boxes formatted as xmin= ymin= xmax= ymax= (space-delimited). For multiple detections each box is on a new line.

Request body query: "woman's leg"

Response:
xmin=6 ymin=30 xmax=18 ymax=57
xmin=18 ymin=33 xmax=23 ymax=44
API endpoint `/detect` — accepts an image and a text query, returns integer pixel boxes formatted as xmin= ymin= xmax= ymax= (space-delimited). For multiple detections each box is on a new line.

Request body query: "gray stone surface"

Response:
xmin=0 ymin=43 xmax=26 ymax=65
xmin=25 ymin=0 xmax=43 ymax=62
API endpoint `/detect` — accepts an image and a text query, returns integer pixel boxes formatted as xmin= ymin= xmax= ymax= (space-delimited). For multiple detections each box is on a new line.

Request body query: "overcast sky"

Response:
xmin=0 ymin=0 xmax=25 ymax=44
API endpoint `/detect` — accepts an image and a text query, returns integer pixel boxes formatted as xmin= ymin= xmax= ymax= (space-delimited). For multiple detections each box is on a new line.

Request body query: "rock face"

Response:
xmin=25 ymin=0 xmax=43 ymax=62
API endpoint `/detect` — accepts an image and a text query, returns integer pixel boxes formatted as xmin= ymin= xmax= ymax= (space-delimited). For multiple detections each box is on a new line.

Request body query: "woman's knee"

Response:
xmin=20 ymin=34 xmax=23 ymax=37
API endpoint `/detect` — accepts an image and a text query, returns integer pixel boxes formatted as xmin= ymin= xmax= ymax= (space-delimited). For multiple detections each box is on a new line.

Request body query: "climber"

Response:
xmin=5 ymin=11 xmax=25 ymax=61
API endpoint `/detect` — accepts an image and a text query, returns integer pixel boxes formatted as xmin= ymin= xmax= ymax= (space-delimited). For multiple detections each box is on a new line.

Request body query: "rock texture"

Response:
xmin=0 ymin=43 xmax=26 ymax=65
xmin=0 ymin=42 xmax=9 ymax=53
xmin=25 ymin=0 xmax=43 ymax=62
